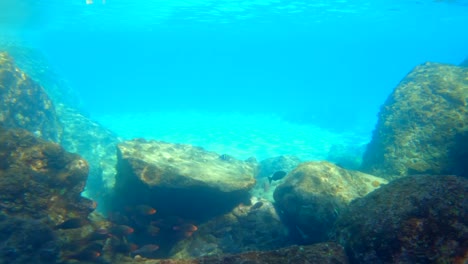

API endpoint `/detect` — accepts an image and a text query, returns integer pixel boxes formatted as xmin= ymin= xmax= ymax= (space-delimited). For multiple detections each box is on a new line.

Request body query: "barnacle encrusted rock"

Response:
xmin=332 ymin=175 xmax=468 ymax=264
xmin=361 ymin=62 xmax=468 ymax=179
xmin=274 ymin=161 xmax=387 ymax=243
xmin=114 ymin=139 xmax=257 ymax=220
xmin=0 ymin=52 xmax=62 ymax=142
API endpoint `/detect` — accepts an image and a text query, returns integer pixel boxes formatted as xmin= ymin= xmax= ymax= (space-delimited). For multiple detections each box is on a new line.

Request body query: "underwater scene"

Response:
xmin=0 ymin=0 xmax=468 ymax=263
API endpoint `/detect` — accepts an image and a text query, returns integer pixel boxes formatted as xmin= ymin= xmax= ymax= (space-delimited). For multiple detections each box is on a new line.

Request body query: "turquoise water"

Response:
xmin=1 ymin=0 xmax=468 ymax=158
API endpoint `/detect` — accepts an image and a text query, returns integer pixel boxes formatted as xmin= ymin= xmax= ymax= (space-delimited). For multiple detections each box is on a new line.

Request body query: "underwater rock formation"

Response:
xmin=256 ymin=155 xmax=301 ymax=178
xmin=58 ymin=105 xmax=120 ymax=198
xmin=114 ymin=139 xmax=256 ymax=219
xmin=171 ymin=198 xmax=290 ymax=258
xmin=0 ymin=45 xmax=82 ymax=109
xmin=274 ymin=161 xmax=387 ymax=243
xmin=332 ymin=174 xmax=468 ymax=264
xmin=361 ymin=62 xmax=468 ymax=179
xmin=0 ymin=127 xmax=96 ymax=263
xmin=0 ymin=52 xmax=62 ymax=142
xmin=132 ymin=243 xmax=348 ymax=264
xmin=461 ymin=57 xmax=468 ymax=67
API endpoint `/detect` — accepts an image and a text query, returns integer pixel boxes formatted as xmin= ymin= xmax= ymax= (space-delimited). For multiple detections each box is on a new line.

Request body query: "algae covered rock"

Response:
xmin=332 ymin=175 xmax=468 ymax=264
xmin=361 ymin=62 xmax=468 ymax=179
xmin=0 ymin=127 xmax=96 ymax=263
xmin=0 ymin=127 xmax=94 ymax=219
xmin=171 ymin=198 xmax=290 ymax=258
xmin=274 ymin=161 xmax=387 ymax=243
xmin=130 ymin=243 xmax=348 ymax=264
xmin=114 ymin=139 xmax=257 ymax=220
xmin=0 ymin=52 xmax=62 ymax=142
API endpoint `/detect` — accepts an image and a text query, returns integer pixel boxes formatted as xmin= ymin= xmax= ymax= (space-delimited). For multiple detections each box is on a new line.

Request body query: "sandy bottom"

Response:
xmin=93 ymin=111 xmax=371 ymax=162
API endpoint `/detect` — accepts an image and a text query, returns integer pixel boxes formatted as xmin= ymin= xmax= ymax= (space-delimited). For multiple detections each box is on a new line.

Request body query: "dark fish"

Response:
xmin=268 ymin=171 xmax=287 ymax=184
xmin=54 ymin=218 xmax=88 ymax=229
xmin=87 ymin=228 xmax=111 ymax=241
xmin=173 ymin=223 xmax=198 ymax=232
xmin=251 ymin=201 xmax=264 ymax=210
xmin=219 ymin=154 xmax=234 ymax=161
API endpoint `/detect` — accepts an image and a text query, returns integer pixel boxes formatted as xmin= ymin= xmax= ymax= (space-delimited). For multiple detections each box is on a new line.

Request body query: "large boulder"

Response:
xmin=0 ymin=127 xmax=96 ymax=263
xmin=361 ymin=62 xmax=468 ymax=179
xmin=274 ymin=161 xmax=387 ymax=243
xmin=0 ymin=52 xmax=62 ymax=142
xmin=114 ymin=139 xmax=257 ymax=220
xmin=332 ymin=175 xmax=468 ymax=264
xmin=171 ymin=198 xmax=290 ymax=258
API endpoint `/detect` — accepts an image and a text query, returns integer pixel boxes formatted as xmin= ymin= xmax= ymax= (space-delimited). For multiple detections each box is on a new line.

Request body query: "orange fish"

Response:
xmin=135 ymin=205 xmax=157 ymax=215
xmin=110 ymin=225 xmax=134 ymax=236
xmin=173 ymin=224 xmax=198 ymax=232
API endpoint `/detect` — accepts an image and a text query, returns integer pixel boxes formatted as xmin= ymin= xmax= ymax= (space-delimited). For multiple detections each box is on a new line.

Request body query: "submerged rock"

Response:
xmin=114 ymin=139 xmax=256 ymax=219
xmin=171 ymin=198 xmax=290 ymax=258
xmin=361 ymin=62 xmax=468 ymax=179
xmin=123 ymin=243 xmax=349 ymax=264
xmin=274 ymin=161 xmax=387 ymax=243
xmin=0 ymin=52 xmax=62 ymax=142
xmin=332 ymin=175 xmax=468 ymax=264
xmin=0 ymin=127 xmax=97 ymax=263
xmin=58 ymin=105 xmax=120 ymax=197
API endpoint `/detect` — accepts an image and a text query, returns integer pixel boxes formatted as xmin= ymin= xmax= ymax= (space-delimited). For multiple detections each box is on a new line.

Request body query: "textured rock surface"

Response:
xmin=58 ymin=105 xmax=120 ymax=196
xmin=0 ymin=52 xmax=62 ymax=142
xmin=361 ymin=62 xmax=468 ymax=179
xmin=332 ymin=175 xmax=468 ymax=264
xmin=274 ymin=161 xmax=387 ymax=243
xmin=171 ymin=198 xmax=290 ymax=258
xmin=0 ymin=127 xmax=97 ymax=263
xmin=114 ymin=139 xmax=257 ymax=220
xmin=120 ymin=243 xmax=349 ymax=264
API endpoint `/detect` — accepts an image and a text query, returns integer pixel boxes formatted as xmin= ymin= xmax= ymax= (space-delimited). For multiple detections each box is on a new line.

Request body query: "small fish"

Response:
xmin=219 ymin=154 xmax=234 ymax=161
xmin=110 ymin=225 xmax=134 ymax=236
xmin=66 ymin=250 xmax=101 ymax=261
xmin=131 ymin=244 xmax=159 ymax=256
xmin=87 ymin=228 xmax=111 ymax=241
xmin=268 ymin=171 xmax=287 ymax=184
xmin=173 ymin=223 xmax=198 ymax=232
xmin=54 ymin=218 xmax=88 ymax=230
xmin=251 ymin=201 xmax=263 ymax=210
xmin=135 ymin=205 xmax=157 ymax=215
xmin=146 ymin=225 xmax=160 ymax=236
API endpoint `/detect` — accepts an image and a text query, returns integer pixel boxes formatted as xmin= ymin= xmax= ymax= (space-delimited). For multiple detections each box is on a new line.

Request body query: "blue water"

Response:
xmin=1 ymin=0 xmax=468 ymax=132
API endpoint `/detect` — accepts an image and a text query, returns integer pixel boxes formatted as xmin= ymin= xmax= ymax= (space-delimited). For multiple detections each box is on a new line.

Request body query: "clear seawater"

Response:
xmin=1 ymin=0 xmax=467 ymax=160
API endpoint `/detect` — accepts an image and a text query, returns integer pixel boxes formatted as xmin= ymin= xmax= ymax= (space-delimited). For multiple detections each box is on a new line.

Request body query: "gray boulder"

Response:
xmin=274 ymin=161 xmax=387 ymax=243
xmin=114 ymin=139 xmax=257 ymax=220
